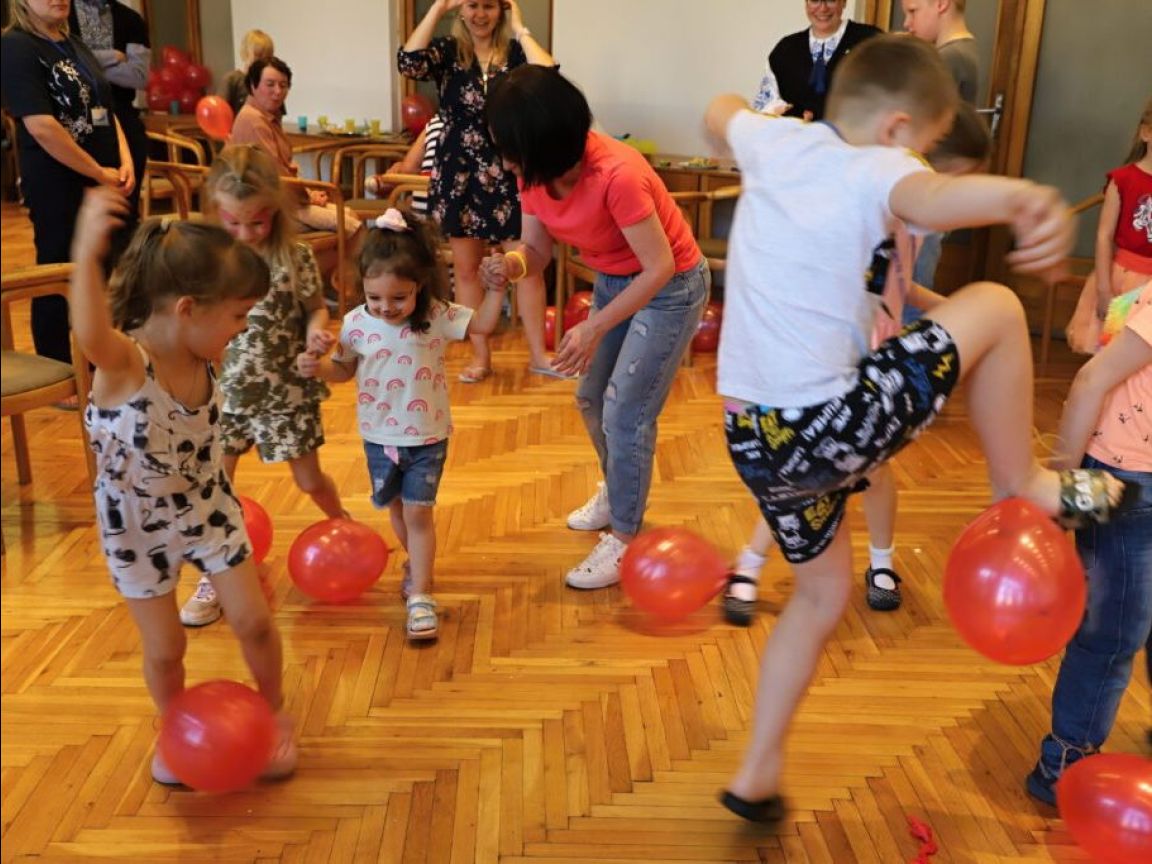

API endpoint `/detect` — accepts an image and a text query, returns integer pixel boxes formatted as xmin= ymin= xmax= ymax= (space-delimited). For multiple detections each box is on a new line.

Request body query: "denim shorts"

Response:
xmin=364 ymin=439 xmax=448 ymax=508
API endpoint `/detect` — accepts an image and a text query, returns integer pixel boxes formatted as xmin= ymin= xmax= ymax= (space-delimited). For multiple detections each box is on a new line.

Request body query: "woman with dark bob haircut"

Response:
xmin=482 ymin=66 xmax=708 ymax=591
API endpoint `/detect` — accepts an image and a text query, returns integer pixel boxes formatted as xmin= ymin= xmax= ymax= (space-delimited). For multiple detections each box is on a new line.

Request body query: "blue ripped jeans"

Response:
xmin=576 ymin=260 xmax=708 ymax=535
xmin=1035 ymin=457 xmax=1152 ymax=783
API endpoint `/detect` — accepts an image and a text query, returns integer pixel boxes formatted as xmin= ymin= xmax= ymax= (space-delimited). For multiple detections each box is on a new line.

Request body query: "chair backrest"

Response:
xmin=146 ymin=130 xmax=207 ymax=166
xmin=284 ymin=175 xmax=352 ymax=316
xmin=143 ymin=161 xmax=209 ymax=219
xmin=331 ymin=144 xmax=415 ymax=198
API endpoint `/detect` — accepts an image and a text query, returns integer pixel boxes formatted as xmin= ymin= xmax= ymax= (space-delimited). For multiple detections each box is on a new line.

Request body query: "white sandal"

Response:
xmin=406 ymin=594 xmax=438 ymax=641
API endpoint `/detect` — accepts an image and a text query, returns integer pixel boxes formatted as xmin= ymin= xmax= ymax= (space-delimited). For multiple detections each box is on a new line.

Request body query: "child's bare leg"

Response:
xmin=727 ymin=522 xmax=854 ymax=800
xmin=289 ymin=450 xmax=346 ymax=519
xmin=730 ymin=517 xmax=774 ymax=602
xmin=515 ymin=273 xmax=550 ymax=369
xmin=210 ymin=560 xmax=284 ymax=710
xmin=223 ymin=453 xmax=240 ymax=483
xmin=451 ymin=237 xmax=491 ymax=376
xmin=861 ymin=465 xmax=901 ymax=607
xmin=403 ymin=503 xmax=436 ymax=596
xmin=126 ymin=595 xmax=188 ymax=712
xmin=926 ymin=282 xmax=1063 ymax=508
xmin=389 ymin=497 xmax=408 ymax=553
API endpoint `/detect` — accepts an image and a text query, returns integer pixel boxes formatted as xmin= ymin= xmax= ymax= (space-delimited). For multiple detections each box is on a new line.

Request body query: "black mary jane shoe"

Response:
xmin=719 ymin=790 xmax=788 ymax=823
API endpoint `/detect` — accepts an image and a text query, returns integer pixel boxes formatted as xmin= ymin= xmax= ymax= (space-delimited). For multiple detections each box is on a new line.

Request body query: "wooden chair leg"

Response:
xmin=1039 ymin=282 xmax=1058 ymax=378
xmin=10 ymin=414 xmax=32 ymax=485
xmin=554 ymin=249 xmax=568 ymax=344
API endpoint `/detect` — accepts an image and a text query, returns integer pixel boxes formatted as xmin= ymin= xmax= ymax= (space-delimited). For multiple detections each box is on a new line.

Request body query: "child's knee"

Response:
xmin=143 ymin=632 xmax=187 ymax=671
xmin=958 ymin=280 xmax=1025 ymax=320
xmin=229 ymin=606 xmax=276 ymax=646
xmin=403 ymin=502 xmax=435 ymax=529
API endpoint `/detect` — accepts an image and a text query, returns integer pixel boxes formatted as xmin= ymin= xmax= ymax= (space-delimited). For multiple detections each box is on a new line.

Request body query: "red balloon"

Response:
xmin=195 ymin=95 xmax=235 ymax=141
xmin=401 ymin=94 xmax=435 ymax=135
xmin=147 ymin=83 xmax=177 ymax=113
xmin=544 ymin=306 xmax=557 ymax=350
xmin=158 ymin=680 xmax=276 ymax=793
xmin=692 ymin=300 xmax=723 ymax=353
xmin=288 ymin=518 xmax=389 ymax=602
xmin=1058 ymin=753 xmax=1152 ymax=864
xmin=944 ymin=498 xmax=1085 ymax=665
xmin=563 ymin=290 xmax=594 ymax=331
xmin=162 ymin=45 xmax=190 ymax=68
xmin=620 ymin=527 xmax=728 ymax=622
xmin=157 ymin=65 xmax=182 ymax=88
xmin=238 ymin=496 xmax=273 ymax=564
xmin=178 ymin=87 xmax=201 ymax=114
xmin=183 ymin=62 xmax=212 ymax=90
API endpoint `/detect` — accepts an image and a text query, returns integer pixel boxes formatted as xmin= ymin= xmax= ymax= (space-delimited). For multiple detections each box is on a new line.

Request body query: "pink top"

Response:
xmin=229 ymin=101 xmax=297 ymax=179
xmin=519 ymin=132 xmax=700 ymax=276
xmin=1088 ymin=282 xmax=1151 ymax=472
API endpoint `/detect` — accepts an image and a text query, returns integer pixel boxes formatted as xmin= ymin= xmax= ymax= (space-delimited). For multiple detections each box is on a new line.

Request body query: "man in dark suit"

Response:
xmin=768 ymin=0 xmax=882 ymax=120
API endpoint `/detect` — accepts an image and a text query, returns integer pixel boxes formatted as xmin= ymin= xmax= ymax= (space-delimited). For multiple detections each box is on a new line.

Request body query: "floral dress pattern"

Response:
xmin=397 ymin=37 xmax=526 ymax=242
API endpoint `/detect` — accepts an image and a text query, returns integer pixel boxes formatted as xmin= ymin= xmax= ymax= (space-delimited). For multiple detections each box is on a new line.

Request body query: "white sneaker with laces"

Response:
xmin=567 ymin=482 xmax=612 ymax=531
xmin=179 ymin=577 xmax=221 ymax=627
xmin=565 ymin=532 xmax=627 ymax=589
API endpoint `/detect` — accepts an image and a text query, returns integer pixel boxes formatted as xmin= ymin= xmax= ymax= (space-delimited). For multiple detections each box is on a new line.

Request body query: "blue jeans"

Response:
xmin=1036 ymin=456 xmax=1152 ymax=779
xmin=364 ymin=439 xmax=449 ymax=507
xmin=576 ymin=260 xmax=708 ymax=535
xmin=902 ymin=231 xmax=944 ymax=326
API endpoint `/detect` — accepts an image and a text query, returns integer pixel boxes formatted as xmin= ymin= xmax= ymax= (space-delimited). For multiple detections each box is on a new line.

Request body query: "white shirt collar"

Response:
xmin=809 ymin=18 xmax=849 ymax=58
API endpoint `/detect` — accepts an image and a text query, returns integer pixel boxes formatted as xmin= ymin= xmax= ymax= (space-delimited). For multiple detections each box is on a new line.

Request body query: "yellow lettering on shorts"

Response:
xmin=804 ymin=497 xmax=836 ymax=531
xmin=759 ymin=411 xmax=795 ymax=450
xmin=932 ymin=352 xmax=955 ymax=380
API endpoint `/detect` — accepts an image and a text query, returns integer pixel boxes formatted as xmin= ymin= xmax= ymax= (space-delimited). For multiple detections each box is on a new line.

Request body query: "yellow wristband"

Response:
xmin=505 ymin=249 xmax=529 ymax=282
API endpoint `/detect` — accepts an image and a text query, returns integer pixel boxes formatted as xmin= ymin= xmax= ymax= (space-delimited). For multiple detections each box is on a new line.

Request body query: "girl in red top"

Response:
xmin=1066 ymin=98 xmax=1152 ymax=353
xmin=481 ymin=66 xmax=708 ymax=591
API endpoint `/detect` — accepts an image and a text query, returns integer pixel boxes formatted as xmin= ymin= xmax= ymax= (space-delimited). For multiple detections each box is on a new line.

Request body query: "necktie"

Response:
xmin=810 ymin=43 xmax=828 ymax=95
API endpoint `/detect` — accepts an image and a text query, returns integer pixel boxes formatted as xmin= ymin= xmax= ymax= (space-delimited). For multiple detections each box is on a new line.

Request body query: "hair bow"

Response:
xmin=373 ymin=208 xmax=409 ymax=232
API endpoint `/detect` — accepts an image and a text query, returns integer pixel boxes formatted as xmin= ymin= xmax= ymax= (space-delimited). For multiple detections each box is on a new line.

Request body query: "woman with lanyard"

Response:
xmin=398 ymin=0 xmax=558 ymax=383
xmin=1 ymin=0 xmax=134 ymax=368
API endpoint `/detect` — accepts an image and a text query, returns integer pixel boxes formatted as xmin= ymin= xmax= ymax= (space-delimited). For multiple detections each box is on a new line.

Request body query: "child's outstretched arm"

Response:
xmin=704 ymin=94 xmax=749 ymax=154
xmin=1052 ymin=315 xmax=1152 ymax=469
xmin=69 ymin=187 xmax=143 ymax=382
xmin=466 ymin=281 xmax=509 ymax=337
xmin=890 ymin=173 xmax=1074 ymax=275
xmin=296 ymin=348 xmax=356 ymax=384
xmin=1091 ymin=181 xmax=1121 ymax=318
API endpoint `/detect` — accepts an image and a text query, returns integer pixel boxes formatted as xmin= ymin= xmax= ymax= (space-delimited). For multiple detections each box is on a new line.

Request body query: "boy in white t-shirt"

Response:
xmin=704 ymin=34 xmax=1125 ymax=822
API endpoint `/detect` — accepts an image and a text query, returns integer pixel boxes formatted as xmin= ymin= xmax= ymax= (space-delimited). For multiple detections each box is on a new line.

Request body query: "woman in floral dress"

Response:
xmin=398 ymin=0 xmax=556 ymax=382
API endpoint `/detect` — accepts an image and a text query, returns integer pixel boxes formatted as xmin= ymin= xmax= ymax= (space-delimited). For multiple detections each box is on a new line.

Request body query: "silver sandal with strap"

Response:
xmin=406 ymin=594 xmax=438 ymax=641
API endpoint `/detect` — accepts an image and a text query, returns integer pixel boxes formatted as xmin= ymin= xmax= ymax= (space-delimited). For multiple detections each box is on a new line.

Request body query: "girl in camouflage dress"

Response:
xmin=180 ymin=145 xmax=347 ymax=627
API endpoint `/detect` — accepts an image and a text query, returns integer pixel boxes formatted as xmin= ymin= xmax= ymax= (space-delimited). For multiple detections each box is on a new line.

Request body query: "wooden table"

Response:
xmin=650 ymin=153 xmax=740 ymax=194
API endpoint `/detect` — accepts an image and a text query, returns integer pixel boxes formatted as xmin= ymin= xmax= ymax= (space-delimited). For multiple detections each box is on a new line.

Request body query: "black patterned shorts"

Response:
xmin=725 ymin=319 xmax=961 ymax=564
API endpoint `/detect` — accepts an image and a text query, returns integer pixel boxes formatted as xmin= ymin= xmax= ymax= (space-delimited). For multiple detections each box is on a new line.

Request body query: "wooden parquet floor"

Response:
xmin=2 ymin=199 xmax=1149 ymax=863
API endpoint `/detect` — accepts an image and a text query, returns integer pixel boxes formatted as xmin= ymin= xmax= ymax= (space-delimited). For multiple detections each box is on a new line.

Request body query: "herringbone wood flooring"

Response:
xmin=2 ymin=200 xmax=1148 ymax=863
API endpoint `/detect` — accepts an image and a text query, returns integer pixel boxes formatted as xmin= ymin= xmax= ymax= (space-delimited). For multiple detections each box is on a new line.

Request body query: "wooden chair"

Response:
xmin=2 ymin=264 xmax=96 ymax=550
xmin=330 ymin=144 xmax=416 ymax=219
xmin=1038 ymin=192 xmax=1105 ymax=376
xmin=141 ymin=131 xmax=207 ymax=218
xmin=1 ymin=109 xmax=20 ymax=204
xmin=285 ymin=176 xmax=357 ymax=316
xmin=670 ymin=185 xmax=740 ymax=280
xmin=142 ymin=161 xmax=208 ymax=220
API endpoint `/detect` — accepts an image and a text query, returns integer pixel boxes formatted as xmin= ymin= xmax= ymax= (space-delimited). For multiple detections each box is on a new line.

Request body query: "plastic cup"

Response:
xmin=169 ymin=99 xmax=181 ymax=116
xmin=317 ymin=114 xmax=329 ymax=130
xmin=344 ymin=118 xmax=356 ymax=133
xmin=297 ymin=115 xmax=308 ymax=132
xmin=369 ymin=119 xmax=381 ymax=136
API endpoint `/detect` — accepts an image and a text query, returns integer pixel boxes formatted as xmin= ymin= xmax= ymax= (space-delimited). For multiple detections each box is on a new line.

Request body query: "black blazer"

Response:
xmin=768 ymin=20 xmax=883 ymax=120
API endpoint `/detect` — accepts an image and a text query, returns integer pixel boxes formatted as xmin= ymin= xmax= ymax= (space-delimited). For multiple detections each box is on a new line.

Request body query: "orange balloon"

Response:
xmin=620 ymin=528 xmax=728 ymax=622
xmin=158 ymin=680 xmax=276 ymax=792
xmin=944 ymin=498 xmax=1085 ymax=665
xmin=288 ymin=518 xmax=389 ymax=602
xmin=195 ymin=95 xmax=234 ymax=141
xmin=238 ymin=495 xmax=273 ymax=564
xmin=1058 ymin=754 xmax=1152 ymax=864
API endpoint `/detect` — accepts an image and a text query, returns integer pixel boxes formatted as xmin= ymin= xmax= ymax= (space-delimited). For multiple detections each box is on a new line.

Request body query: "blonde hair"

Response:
xmin=451 ymin=5 xmax=512 ymax=72
xmin=1125 ymin=96 xmax=1152 ymax=164
xmin=239 ymin=29 xmax=275 ymax=68
xmin=826 ymin=34 xmax=958 ymax=127
xmin=4 ymin=0 xmax=69 ymax=36
xmin=205 ymin=145 xmax=297 ymax=275
xmin=109 ymin=220 xmax=269 ymax=332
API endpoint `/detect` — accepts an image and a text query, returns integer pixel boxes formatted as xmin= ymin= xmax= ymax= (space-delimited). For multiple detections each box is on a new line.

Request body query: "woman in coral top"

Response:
xmin=480 ymin=66 xmax=707 ymax=591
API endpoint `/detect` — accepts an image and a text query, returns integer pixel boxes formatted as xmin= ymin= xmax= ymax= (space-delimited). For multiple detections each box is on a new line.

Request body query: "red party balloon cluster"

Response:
xmin=943 ymin=498 xmax=1085 ymax=665
xmin=158 ymin=680 xmax=276 ymax=792
xmin=288 ymin=518 xmax=389 ymax=602
xmin=620 ymin=527 xmax=728 ymax=622
xmin=147 ymin=46 xmax=214 ymax=116
xmin=1058 ymin=753 xmax=1152 ymax=864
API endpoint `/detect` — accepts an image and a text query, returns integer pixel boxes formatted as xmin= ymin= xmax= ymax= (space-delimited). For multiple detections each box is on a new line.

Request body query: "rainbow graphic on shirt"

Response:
xmin=1099 ymin=285 xmax=1145 ymax=348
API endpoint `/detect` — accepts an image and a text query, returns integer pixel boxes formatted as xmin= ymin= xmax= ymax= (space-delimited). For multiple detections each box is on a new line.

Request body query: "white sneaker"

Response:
xmin=179 ymin=577 xmax=221 ymax=627
xmin=567 ymin=482 xmax=612 ymax=531
xmin=565 ymin=532 xmax=627 ymax=589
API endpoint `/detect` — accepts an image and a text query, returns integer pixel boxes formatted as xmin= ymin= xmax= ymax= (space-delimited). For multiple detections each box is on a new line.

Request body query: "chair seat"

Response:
xmin=1 ymin=350 xmax=74 ymax=400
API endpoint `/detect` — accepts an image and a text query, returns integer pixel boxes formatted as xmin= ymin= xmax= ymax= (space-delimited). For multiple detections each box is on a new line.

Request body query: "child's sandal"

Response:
xmin=406 ymin=594 xmax=438 ymax=641
xmin=1057 ymin=469 xmax=1126 ymax=529
xmin=721 ymin=573 xmax=758 ymax=627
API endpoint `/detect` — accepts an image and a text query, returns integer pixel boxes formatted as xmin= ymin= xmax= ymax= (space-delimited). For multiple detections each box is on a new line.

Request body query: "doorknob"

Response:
xmin=976 ymin=93 xmax=1005 ymax=140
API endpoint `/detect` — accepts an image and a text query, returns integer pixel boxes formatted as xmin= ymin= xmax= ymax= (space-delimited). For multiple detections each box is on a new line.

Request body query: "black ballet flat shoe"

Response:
xmin=719 ymin=790 xmax=788 ymax=823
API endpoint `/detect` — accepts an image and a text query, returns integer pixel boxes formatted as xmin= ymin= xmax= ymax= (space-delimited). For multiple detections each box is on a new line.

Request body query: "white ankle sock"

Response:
xmin=869 ymin=544 xmax=896 ymax=589
xmin=735 ymin=546 xmax=767 ymax=579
